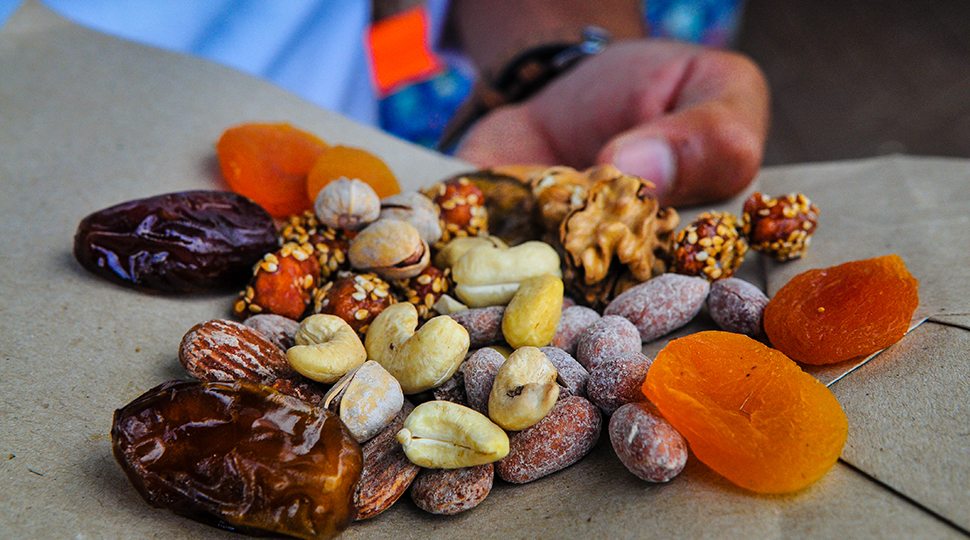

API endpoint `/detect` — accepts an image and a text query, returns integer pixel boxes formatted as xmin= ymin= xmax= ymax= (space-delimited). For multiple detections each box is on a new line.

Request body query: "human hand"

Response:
xmin=455 ymin=40 xmax=770 ymax=206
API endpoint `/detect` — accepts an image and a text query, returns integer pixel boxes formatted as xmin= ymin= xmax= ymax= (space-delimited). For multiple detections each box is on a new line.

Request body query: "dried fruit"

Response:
xmin=574 ymin=315 xmax=642 ymax=371
xmin=354 ymin=402 xmax=419 ymax=521
xmin=365 ymin=303 xmax=469 ymax=394
xmin=671 ymin=211 xmax=748 ymax=281
xmin=460 ymin=348 xmax=506 ymax=413
xmin=422 ymin=176 xmax=489 ymax=244
xmin=451 ymin=241 xmax=561 ymax=307
xmin=604 ymin=274 xmax=710 ymax=343
xmin=586 ymin=352 xmax=652 ymax=414
xmin=312 ymin=272 xmax=396 ymax=337
xmin=609 ymin=402 xmax=687 ymax=483
xmin=643 ymin=331 xmax=848 ymax=493
xmin=742 ymin=192 xmax=819 ymax=261
xmin=242 ymin=314 xmax=300 ymax=352
xmin=279 ymin=211 xmax=351 ymax=281
xmin=349 ymin=219 xmax=430 ymax=280
xmin=411 ymin=464 xmax=494 ymax=515
xmin=464 ymin=170 xmax=539 ymax=245
xmin=501 ymin=274 xmax=564 ymax=348
xmin=287 ymin=314 xmax=367 ymax=384
xmin=551 ymin=305 xmax=601 ymax=355
xmin=74 ymin=191 xmax=278 ymax=293
xmin=488 ymin=347 xmax=560 ymax=431
xmin=313 ymin=177 xmax=381 ymax=231
xmin=539 ymin=346 xmax=589 ymax=398
xmin=707 ymin=277 xmax=769 ymax=336
xmin=179 ymin=319 xmax=294 ymax=384
xmin=764 ymin=254 xmax=919 ymax=365
xmin=217 ymin=123 xmax=328 ymax=217
xmin=392 ymin=265 xmax=450 ymax=320
xmin=322 ymin=361 xmax=404 ymax=442
xmin=397 ymin=401 xmax=509 ymax=468
xmin=112 ymin=380 xmax=361 ymax=539
xmin=560 ymin=172 xmax=679 ymax=286
xmin=306 ymin=145 xmax=400 ymax=201
xmin=497 ymin=396 xmax=602 ymax=484
xmin=233 ymin=242 xmax=319 ymax=320
xmin=379 ymin=192 xmax=442 ymax=245
xmin=450 ymin=306 xmax=505 ymax=348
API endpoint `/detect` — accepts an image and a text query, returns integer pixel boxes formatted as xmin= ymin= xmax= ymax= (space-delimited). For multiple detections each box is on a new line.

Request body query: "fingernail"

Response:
xmin=611 ymin=137 xmax=675 ymax=196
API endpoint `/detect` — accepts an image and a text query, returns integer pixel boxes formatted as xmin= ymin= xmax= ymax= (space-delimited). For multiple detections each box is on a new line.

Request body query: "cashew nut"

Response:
xmin=502 ymin=273 xmax=564 ymax=348
xmin=365 ymin=302 xmax=469 ymax=394
xmin=397 ymin=400 xmax=509 ymax=468
xmin=286 ymin=314 xmax=367 ymax=383
xmin=488 ymin=346 xmax=560 ymax=431
xmin=452 ymin=241 xmax=561 ymax=307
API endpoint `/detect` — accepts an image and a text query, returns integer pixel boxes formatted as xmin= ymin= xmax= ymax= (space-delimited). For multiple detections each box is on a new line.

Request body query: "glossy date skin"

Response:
xmin=74 ymin=191 xmax=278 ymax=293
xmin=111 ymin=380 xmax=362 ymax=539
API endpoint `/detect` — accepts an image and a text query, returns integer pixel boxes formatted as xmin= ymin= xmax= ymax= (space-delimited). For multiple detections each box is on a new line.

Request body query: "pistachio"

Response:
xmin=286 ymin=314 xmax=366 ymax=383
xmin=314 ymin=177 xmax=381 ymax=231
xmin=488 ymin=347 xmax=559 ymax=431
xmin=433 ymin=235 xmax=508 ymax=270
xmin=365 ymin=303 xmax=469 ymax=394
xmin=452 ymin=241 xmax=561 ymax=307
xmin=501 ymin=274 xmax=564 ymax=348
xmin=396 ymin=401 xmax=509 ymax=468
xmin=380 ymin=192 xmax=442 ymax=245
xmin=323 ymin=361 xmax=404 ymax=442
xmin=349 ymin=219 xmax=430 ymax=281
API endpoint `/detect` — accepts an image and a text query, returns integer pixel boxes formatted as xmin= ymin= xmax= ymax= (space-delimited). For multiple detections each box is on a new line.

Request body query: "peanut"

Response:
xmin=397 ymin=401 xmax=509 ymax=468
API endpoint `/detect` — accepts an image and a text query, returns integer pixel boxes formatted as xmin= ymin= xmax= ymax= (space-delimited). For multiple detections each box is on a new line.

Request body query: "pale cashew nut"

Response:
xmin=286 ymin=314 xmax=367 ymax=383
xmin=365 ymin=303 xmax=469 ymax=394
xmin=488 ymin=346 xmax=560 ymax=431
xmin=452 ymin=241 xmax=561 ymax=307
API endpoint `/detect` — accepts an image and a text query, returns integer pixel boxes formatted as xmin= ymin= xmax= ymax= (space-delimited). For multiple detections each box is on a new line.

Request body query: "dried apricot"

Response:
xmin=307 ymin=146 xmax=400 ymax=201
xmin=217 ymin=123 xmax=328 ymax=218
xmin=644 ymin=331 xmax=847 ymax=494
xmin=764 ymin=254 xmax=918 ymax=365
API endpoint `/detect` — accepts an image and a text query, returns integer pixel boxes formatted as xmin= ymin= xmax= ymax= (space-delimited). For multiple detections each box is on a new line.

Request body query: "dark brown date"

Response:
xmin=74 ymin=191 xmax=278 ymax=293
xmin=111 ymin=380 xmax=362 ymax=539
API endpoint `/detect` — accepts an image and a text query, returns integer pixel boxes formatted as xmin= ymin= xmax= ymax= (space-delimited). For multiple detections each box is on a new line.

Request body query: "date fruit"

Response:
xmin=111 ymin=380 xmax=362 ymax=539
xmin=74 ymin=190 xmax=278 ymax=292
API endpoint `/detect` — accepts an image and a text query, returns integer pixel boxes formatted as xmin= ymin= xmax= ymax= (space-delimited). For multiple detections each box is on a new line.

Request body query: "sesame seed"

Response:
xmin=417 ymin=274 xmax=432 ymax=285
xmin=687 ymin=231 xmax=699 ymax=244
xmin=352 ymin=291 xmax=366 ymax=301
xmin=354 ymin=309 xmax=369 ymax=320
xmin=695 ymin=251 xmax=709 ymax=262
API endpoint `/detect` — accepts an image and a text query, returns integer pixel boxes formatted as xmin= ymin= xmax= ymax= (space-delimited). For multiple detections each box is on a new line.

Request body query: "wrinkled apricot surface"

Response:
xmin=217 ymin=123 xmax=328 ymax=217
xmin=764 ymin=254 xmax=918 ymax=365
xmin=306 ymin=145 xmax=400 ymax=201
xmin=643 ymin=331 xmax=847 ymax=494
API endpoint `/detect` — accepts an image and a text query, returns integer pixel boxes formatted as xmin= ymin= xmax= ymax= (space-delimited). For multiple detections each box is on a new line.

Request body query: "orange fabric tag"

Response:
xmin=367 ymin=6 xmax=442 ymax=96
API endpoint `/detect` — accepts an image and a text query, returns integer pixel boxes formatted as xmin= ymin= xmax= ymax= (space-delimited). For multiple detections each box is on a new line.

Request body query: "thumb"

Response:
xmin=598 ymin=102 xmax=765 ymax=206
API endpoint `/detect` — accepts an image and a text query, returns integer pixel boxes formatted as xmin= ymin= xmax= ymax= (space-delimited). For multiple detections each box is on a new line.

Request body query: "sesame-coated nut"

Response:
xmin=742 ymin=192 xmax=820 ymax=261
xmin=671 ymin=211 xmax=748 ymax=281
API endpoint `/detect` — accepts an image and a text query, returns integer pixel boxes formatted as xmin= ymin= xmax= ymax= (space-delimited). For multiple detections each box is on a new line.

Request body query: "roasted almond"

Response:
xmin=179 ymin=319 xmax=294 ymax=384
xmin=354 ymin=401 xmax=420 ymax=520
xmin=411 ymin=464 xmax=494 ymax=515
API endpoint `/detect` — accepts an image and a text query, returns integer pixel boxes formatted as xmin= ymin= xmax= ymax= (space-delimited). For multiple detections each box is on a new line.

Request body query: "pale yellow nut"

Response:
xmin=397 ymin=400 xmax=509 ymax=468
xmin=365 ymin=303 xmax=470 ymax=394
xmin=287 ymin=314 xmax=367 ymax=383
xmin=431 ymin=293 xmax=469 ymax=316
xmin=323 ymin=361 xmax=403 ymax=443
xmin=501 ymin=274 xmax=564 ymax=348
xmin=488 ymin=346 xmax=559 ymax=431
xmin=433 ymin=235 xmax=508 ymax=270
xmin=452 ymin=241 xmax=561 ymax=307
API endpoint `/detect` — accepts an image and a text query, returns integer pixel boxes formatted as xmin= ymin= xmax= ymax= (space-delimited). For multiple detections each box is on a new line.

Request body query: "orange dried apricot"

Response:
xmin=217 ymin=123 xmax=328 ymax=217
xmin=306 ymin=145 xmax=400 ymax=201
xmin=643 ymin=331 xmax=847 ymax=494
xmin=764 ymin=254 xmax=918 ymax=365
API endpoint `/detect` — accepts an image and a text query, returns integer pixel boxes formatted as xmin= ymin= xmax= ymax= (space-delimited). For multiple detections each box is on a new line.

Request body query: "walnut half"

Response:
xmin=559 ymin=172 xmax=679 ymax=289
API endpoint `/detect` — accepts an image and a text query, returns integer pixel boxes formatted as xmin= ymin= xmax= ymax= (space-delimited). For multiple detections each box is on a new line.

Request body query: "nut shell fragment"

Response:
xmin=349 ymin=219 xmax=430 ymax=280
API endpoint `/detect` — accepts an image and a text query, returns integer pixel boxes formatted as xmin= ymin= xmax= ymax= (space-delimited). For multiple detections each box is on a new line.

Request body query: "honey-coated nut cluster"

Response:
xmin=742 ymin=192 xmax=820 ymax=261
xmin=671 ymin=211 xmax=748 ymax=281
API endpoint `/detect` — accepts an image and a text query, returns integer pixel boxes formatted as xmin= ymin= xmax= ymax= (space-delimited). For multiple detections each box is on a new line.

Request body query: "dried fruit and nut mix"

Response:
xmin=85 ymin=121 xmax=922 ymax=536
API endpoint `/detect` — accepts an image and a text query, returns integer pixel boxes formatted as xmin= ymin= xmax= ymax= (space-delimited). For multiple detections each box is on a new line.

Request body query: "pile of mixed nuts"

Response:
xmin=90 ymin=165 xmax=820 ymax=538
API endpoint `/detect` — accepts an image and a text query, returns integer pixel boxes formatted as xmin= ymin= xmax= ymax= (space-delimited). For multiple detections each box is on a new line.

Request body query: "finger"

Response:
xmin=595 ymin=48 xmax=770 ymax=205
xmin=454 ymin=104 xmax=560 ymax=166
